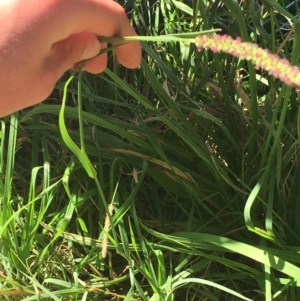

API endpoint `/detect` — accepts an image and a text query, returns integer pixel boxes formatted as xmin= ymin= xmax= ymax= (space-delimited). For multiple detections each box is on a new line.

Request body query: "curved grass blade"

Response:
xmin=59 ymin=75 xmax=96 ymax=178
xmin=171 ymin=278 xmax=252 ymax=301
xmin=161 ymin=231 xmax=300 ymax=282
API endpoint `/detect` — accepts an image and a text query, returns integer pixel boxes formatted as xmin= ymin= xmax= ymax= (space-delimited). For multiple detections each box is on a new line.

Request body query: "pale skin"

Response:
xmin=0 ymin=0 xmax=141 ymax=117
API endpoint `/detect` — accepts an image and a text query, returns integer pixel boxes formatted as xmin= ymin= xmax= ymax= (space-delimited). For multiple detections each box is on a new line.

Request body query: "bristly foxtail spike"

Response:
xmin=195 ymin=34 xmax=300 ymax=88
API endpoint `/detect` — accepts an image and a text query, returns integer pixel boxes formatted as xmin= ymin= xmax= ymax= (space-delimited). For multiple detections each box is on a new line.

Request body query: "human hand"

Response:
xmin=0 ymin=0 xmax=141 ymax=117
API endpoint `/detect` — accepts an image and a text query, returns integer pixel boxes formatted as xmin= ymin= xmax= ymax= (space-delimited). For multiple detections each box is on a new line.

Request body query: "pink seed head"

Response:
xmin=195 ymin=34 xmax=300 ymax=88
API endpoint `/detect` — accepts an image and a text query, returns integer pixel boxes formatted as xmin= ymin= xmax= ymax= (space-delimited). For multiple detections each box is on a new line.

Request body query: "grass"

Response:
xmin=1 ymin=0 xmax=300 ymax=300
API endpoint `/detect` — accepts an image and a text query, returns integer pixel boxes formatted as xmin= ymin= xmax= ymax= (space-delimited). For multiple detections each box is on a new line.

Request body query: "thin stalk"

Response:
xmin=0 ymin=120 xmax=5 ymax=175
xmin=97 ymin=30 xmax=219 ymax=44
xmin=77 ymin=67 xmax=85 ymax=153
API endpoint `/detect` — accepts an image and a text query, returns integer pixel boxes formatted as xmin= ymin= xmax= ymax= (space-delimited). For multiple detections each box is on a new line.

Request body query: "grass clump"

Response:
xmin=1 ymin=0 xmax=300 ymax=300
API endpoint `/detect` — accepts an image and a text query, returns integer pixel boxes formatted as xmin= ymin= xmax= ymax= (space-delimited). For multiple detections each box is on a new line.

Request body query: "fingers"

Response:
xmin=70 ymin=0 xmax=141 ymax=70
xmin=46 ymin=32 xmax=101 ymax=78
xmin=82 ymin=42 xmax=108 ymax=73
xmin=113 ymin=39 xmax=141 ymax=70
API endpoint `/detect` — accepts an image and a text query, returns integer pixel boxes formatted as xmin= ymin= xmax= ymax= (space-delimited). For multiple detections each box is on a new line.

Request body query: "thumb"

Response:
xmin=45 ymin=32 xmax=101 ymax=77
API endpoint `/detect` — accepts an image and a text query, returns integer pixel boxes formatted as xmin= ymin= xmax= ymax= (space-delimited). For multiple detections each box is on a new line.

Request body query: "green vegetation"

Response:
xmin=1 ymin=0 xmax=300 ymax=300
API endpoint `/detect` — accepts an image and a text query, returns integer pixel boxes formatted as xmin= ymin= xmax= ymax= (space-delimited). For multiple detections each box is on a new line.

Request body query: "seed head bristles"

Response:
xmin=101 ymin=203 xmax=114 ymax=259
xmin=195 ymin=34 xmax=300 ymax=88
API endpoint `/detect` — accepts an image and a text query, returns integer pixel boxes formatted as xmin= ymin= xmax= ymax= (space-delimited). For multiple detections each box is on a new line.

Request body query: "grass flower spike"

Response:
xmin=195 ymin=34 xmax=300 ymax=88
